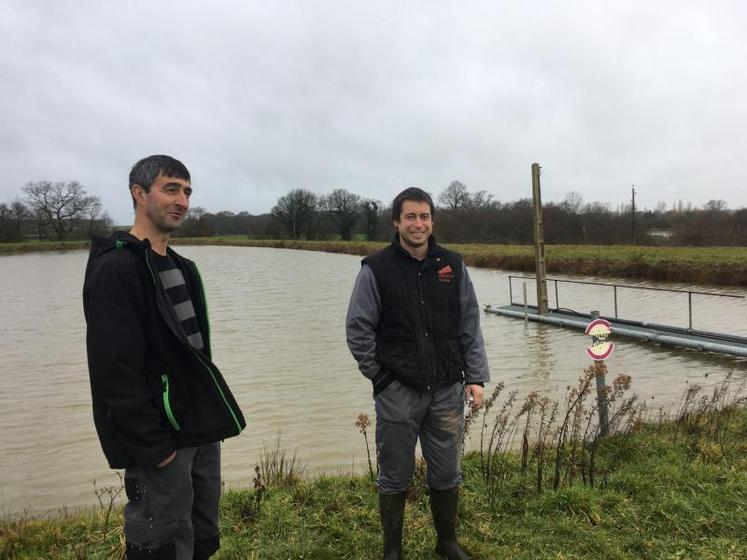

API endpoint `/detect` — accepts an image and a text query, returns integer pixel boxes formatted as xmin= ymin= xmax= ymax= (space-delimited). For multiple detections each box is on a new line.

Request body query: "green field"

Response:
xmin=3 ymin=407 xmax=746 ymax=559
xmin=3 ymin=237 xmax=746 ymax=286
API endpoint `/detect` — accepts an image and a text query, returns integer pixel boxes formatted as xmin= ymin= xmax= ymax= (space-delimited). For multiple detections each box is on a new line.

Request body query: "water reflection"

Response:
xmin=525 ymin=323 xmax=555 ymax=380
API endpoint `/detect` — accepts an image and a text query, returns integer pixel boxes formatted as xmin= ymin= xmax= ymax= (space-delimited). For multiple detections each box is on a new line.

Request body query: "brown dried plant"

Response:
xmin=355 ymin=412 xmax=376 ymax=483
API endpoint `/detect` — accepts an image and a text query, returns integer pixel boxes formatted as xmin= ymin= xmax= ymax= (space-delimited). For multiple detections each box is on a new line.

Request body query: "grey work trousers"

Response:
xmin=123 ymin=442 xmax=221 ymax=560
xmin=375 ymin=379 xmax=465 ymax=494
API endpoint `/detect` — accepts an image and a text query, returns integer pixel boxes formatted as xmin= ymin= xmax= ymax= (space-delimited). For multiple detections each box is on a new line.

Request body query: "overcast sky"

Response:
xmin=2 ymin=1 xmax=746 ymax=225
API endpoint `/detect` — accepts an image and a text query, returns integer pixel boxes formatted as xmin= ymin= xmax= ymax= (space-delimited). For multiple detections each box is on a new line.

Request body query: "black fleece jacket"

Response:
xmin=83 ymin=232 xmax=245 ymax=469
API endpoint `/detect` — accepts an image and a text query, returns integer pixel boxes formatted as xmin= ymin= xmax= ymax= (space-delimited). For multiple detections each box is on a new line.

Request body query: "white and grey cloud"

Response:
xmin=2 ymin=0 xmax=746 ymax=225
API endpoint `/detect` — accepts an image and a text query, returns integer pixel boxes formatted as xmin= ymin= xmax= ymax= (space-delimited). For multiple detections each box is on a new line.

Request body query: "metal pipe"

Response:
xmin=486 ymin=307 xmax=747 ymax=357
xmin=523 ymin=282 xmax=528 ymax=326
xmin=505 ymin=276 xmax=743 ymax=299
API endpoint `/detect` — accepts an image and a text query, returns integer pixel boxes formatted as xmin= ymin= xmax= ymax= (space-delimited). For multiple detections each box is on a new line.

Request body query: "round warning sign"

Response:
xmin=585 ymin=318 xmax=615 ymax=360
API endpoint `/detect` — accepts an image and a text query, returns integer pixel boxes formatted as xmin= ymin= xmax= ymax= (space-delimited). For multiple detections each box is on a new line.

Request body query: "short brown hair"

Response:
xmin=391 ymin=187 xmax=435 ymax=221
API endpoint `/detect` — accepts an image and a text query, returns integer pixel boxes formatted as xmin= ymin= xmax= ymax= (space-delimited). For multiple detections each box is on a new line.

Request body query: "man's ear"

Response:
xmin=131 ymin=185 xmax=146 ymax=207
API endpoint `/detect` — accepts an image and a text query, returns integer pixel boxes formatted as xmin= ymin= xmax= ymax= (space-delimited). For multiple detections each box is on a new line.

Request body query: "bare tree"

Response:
xmin=23 ymin=181 xmax=101 ymax=240
xmin=321 ymin=189 xmax=361 ymax=240
xmin=177 ymin=206 xmax=216 ymax=237
xmin=705 ymin=199 xmax=728 ymax=212
xmin=83 ymin=199 xmax=104 ymax=237
xmin=0 ymin=203 xmax=14 ymax=242
xmin=562 ymin=191 xmax=584 ymax=214
xmin=438 ymin=181 xmax=470 ymax=210
xmin=271 ymin=189 xmax=318 ymax=239
xmin=9 ymin=200 xmax=29 ymax=240
xmin=466 ymin=189 xmax=494 ymax=210
xmin=362 ymin=199 xmax=382 ymax=241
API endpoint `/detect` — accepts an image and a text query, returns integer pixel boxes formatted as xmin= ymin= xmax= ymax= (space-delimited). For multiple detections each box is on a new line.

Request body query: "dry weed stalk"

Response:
xmin=253 ymin=465 xmax=266 ymax=511
xmin=674 ymin=372 xmax=747 ymax=460
xmin=553 ymin=370 xmax=594 ymax=490
xmin=355 ymin=413 xmax=376 ymax=483
xmin=259 ymin=434 xmax=305 ymax=488
xmin=92 ymin=473 xmax=123 ymax=530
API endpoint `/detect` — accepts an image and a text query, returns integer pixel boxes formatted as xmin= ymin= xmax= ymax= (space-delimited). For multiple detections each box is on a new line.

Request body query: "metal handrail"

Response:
xmin=507 ymin=275 xmax=744 ymax=330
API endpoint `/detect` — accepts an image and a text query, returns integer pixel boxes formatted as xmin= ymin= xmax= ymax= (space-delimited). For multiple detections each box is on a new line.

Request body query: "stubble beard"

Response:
xmin=148 ymin=205 xmax=183 ymax=234
xmin=400 ymin=231 xmax=429 ymax=253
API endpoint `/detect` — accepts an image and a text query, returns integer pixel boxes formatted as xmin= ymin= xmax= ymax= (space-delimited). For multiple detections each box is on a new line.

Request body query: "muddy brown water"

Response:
xmin=1 ymin=246 xmax=745 ymax=514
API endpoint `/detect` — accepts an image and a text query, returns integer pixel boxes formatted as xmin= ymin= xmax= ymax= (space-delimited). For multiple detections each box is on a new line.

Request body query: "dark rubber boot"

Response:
xmin=379 ymin=492 xmax=406 ymax=560
xmin=430 ymin=488 xmax=470 ymax=560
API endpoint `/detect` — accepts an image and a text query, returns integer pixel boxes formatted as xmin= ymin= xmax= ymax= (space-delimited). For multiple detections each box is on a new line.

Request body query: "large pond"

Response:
xmin=1 ymin=246 xmax=745 ymax=514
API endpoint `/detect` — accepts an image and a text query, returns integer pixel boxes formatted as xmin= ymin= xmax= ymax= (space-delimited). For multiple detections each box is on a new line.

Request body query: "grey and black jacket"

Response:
xmin=346 ymin=234 xmax=490 ymax=394
xmin=83 ymin=232 xmax=245 ymax=469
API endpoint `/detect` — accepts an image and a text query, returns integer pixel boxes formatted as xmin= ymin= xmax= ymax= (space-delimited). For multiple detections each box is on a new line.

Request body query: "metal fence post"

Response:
xmin=688 ymin=292 xmax=693 ymax=330
xmin=590 ymin=310 xmax=609 ymax=436
xmin=509 ymin=276 xmax=514 ymax=306
xmin=554 ymin=279 xmax=559 ymax=310
xmin=613 ymin=285 xmax=618 ymax=319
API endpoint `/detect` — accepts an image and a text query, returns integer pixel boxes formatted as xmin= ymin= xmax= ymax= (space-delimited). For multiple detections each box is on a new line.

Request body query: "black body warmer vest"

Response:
xmin=363 ymin=238 xmax=466 ymax=392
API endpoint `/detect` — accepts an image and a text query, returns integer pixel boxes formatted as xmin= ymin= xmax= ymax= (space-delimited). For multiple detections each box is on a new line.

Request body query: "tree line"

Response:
xmin=2 ymin=180 xmax=746 ymax=246
xmin=0 ymin=181 xmax=111 ymax=242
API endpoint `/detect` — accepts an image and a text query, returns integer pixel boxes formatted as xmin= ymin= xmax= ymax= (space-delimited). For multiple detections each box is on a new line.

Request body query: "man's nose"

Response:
xmin=175 ymin=190 xmax=189 ymax=207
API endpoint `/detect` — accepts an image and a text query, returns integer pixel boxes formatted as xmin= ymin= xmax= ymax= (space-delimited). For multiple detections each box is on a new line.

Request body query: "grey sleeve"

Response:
xmin=458 ymin=262 xmax=491 ymax=384
xmin=345 ymin=264 xmax=381 ymax=380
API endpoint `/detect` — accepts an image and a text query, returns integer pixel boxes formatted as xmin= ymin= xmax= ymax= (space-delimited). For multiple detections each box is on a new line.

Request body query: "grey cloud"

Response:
xmin=2 ymin=0 xmax=746 ymax=225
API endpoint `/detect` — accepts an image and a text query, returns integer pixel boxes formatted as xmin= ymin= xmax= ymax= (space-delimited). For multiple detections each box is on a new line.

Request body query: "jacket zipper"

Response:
xmin=416 ymin=264 xmax=435 ymax=391
xmin=188 ymin=261 xmax=243 ymax=431
xmin=144 ymin=249 xmax=243 ymax=434
xmin=161 ymin=374 xmax=181 ymax=431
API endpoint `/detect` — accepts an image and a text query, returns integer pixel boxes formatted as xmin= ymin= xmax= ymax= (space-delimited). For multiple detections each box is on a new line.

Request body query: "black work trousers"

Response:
xmin=123 ymin=442 xmax=221 ymax=560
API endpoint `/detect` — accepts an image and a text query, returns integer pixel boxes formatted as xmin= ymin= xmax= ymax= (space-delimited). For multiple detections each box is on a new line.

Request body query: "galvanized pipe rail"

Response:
xmin=507 ymin=275 xmax=744 ymax=330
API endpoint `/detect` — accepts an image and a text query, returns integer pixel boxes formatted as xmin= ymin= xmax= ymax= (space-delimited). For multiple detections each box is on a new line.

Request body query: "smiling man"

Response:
xmin=83 ymin=155 xmax=245 ymax=559
xmin=346 ymin=187 xmax=490 ymax=560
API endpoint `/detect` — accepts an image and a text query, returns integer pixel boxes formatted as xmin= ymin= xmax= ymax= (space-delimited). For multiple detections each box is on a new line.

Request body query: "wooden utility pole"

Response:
xmin=531 ymin=163 xmax=549 ymax=315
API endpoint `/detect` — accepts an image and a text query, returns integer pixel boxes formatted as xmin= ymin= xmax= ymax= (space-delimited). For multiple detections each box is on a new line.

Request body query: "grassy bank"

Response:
xmin=3 ymin=396 xmax=746 ymax=559
xmin=176 ymin=238 xmax=747 ymax=287
xmin=3 ymin=237 xmax=747 ymax=286
xmin=0 ymin=240 xmax=89 ymax=254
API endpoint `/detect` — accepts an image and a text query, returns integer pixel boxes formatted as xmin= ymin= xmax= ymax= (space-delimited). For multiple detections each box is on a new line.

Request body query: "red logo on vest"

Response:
xmin=437 ymin=264 xmax=454 ymax=282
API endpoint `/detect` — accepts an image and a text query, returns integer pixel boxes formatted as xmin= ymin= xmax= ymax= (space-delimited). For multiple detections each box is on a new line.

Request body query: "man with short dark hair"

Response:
xmin=83 ymin=155 xmax=246 ymax=559
xmin=346 ymin=187 xmax=490 ymax=560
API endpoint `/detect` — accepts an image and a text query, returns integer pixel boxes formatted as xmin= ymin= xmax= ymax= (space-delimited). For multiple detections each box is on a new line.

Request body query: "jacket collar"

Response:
xmin=99 ymin=231 xmax=183 ymax=259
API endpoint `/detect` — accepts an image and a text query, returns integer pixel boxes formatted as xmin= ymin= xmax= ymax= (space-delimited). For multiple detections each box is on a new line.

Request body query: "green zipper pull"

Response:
xmin=161 ymin=374 xmax=181 ymax=431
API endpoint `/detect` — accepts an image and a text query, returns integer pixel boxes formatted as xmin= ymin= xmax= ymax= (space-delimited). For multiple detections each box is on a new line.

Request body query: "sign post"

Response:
xmin=586 ymin=311 xmax=614 ymax=436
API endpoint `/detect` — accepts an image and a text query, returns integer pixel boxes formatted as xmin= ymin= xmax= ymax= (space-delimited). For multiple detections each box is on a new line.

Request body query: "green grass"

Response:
xmin=0 ymin=240 xmax=90 ymax=254
xmin=3 ymin=409 xmax=746 ymax=559
xmin=3 ymin=237 xmax=747 ymax=286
